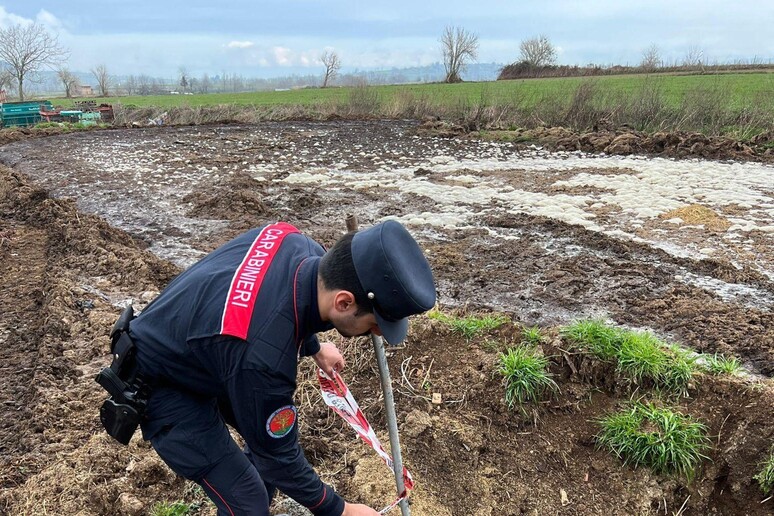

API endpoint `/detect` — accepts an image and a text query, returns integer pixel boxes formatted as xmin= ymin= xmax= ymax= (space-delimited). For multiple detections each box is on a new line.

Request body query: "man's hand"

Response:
xmin=342 ymin=502 xmax=380 ymax=516
xmin=313 ymin=341 xmax=345 ymax=377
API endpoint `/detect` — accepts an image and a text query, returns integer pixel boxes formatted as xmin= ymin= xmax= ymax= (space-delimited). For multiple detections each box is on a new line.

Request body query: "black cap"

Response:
xmin=351 ymin=220 xmax=436 ymax=345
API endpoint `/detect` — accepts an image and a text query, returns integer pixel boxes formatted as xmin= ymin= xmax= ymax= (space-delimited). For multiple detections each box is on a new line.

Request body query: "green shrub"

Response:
xmin=498 ymin=345 xmax=558 ymax=410
xmin=597 ymin=402 xmax=710 ymax=480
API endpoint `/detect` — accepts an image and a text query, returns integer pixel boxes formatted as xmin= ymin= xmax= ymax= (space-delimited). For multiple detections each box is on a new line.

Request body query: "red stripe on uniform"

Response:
xmin=202 ymin=477 xmax=235 ymax=516
xmin=220 ymin=222 xmax=300 ymax=339
xmin=308 ymin=487 xmax=328 ymax=510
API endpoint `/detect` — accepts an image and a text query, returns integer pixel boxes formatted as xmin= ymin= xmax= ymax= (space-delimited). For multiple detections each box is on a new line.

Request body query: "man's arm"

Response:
xmin=226 ymin=367 xmax=347 ymax=515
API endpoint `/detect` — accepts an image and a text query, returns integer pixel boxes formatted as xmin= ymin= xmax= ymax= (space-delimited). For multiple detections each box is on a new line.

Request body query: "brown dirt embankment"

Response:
xmin=0 ymin=165 xmax=179 ymax=513
xmin=417 ymin=120 xmax=774 ymax=162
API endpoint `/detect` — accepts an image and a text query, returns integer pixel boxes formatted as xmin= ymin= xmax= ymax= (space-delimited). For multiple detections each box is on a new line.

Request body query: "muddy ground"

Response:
xmin=1 ymin=121 xmax=773 ymax=515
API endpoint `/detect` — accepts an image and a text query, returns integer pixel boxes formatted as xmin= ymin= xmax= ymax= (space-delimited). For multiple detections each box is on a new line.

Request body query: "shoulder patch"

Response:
xmin=266 ymin=405 xmax=297 ymax=439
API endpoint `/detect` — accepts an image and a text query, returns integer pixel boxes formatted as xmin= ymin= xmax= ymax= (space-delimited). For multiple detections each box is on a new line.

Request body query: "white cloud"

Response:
xmin=36 ymin=9 xmax=65 ymax=32
xmin=0 ymin=6 xmax=33 ymax=27
xmin=227 ymin=40 xmax=254 ymax=49
xmin=272 ymin=46 xmax=292 ymax=66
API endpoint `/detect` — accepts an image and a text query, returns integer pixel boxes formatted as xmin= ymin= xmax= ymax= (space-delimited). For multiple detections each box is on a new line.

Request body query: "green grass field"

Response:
xmin=59 ymin=72 xmax=773 ymax=111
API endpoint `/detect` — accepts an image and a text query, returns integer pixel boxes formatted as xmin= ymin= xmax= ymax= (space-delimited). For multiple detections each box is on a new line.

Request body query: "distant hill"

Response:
xmin=348 ymin=62 xmax=504 ymax=84
xmin=19 ymin=62 xmax=505 ymax=97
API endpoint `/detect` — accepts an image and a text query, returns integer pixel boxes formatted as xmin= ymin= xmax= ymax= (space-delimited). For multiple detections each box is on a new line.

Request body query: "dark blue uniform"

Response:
xmin=130 ymin=223 xmax=345 ymax=516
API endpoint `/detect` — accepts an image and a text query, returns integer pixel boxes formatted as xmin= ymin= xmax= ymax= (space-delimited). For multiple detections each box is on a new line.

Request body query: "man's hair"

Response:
xmin=319 ymin=231 xmax=374 ymax=316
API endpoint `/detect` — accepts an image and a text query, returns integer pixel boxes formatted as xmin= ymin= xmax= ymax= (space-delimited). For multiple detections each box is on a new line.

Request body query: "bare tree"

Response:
xmin=440 ymin=26 xmax=478 ymax=83
xmin=200 ymin=73 xmax=211 ymax=94
xmin=57 ymin=68 xmax=79 ymax=98
xmin=519 ymin=35 xmax=557 ymax=67
xmin=178 ymin=67 xmax=189 ymax=92
xmin=137 ymin=75 xmax=151 ymax=95
xmin=91 ymin=64 xmax=110 ymax=96
xmin=0 ymin=23 xmax=68 ymax=101
xmin=321 ymin=50 xmax=341 ymax=87
xmin=640 ymin=44 xmax=661 ymax=72
xmin=682 ymin=45 xmax=705 ymax=69
xmin=0 ymin=69 xmax=14 ymax=95
xmin=124 ymin=75 xmax=137 ymax=95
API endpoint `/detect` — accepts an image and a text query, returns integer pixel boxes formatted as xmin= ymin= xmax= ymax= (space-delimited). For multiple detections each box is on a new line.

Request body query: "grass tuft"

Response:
xmin=754 ymin=450 xmax=774 ymax=495
xmin=521 ymin=325 xmax=544 ymax=345
xmin=597 ymin=402 xmax=710 ymax=480
xmin=560 ymin=319 xmax=622 ymax=360
xmin=429 ymin=310 xmax=508 ymax=340
xmin=497 ymin=345 xmax=558 ymax=410
xmin=561 ymin=319 xmax=697 ymax=394
xmin=151 ymin=502 xmax=194 ymax=516
xmin=701 ymin=353 xmax=743 ymax=376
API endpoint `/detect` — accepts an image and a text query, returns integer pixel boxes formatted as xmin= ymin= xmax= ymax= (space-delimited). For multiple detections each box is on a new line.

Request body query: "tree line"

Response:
xmin=0 ymin=21 xmax=769 ymax=102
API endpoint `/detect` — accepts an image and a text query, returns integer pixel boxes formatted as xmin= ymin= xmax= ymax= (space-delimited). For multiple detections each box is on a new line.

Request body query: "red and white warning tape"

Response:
xmin=318 ymin=369 xmax=414 ymax=514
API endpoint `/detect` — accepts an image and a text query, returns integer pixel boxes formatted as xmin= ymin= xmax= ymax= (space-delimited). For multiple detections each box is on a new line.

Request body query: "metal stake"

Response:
xmin=372 ymin=333 xmax=410 ymax=516
xmin=347 ymin=214 xmax=410 ymax=516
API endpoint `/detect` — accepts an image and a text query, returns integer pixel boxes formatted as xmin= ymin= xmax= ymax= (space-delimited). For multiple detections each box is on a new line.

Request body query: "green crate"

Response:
xmin=1 ymin=101 xmax=54 ymax=127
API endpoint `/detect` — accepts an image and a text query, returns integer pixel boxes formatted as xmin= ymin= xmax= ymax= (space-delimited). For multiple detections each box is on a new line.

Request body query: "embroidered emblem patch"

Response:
xmin=266 ymin=405 xmax=297 ymax=439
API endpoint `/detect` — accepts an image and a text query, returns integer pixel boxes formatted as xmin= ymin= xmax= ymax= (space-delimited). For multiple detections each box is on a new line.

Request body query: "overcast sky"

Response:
xmin=1 ymin=1 xmax=772 ymax=79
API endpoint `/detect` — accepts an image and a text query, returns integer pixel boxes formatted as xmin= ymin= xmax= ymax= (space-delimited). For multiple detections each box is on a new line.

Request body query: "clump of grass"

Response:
xmin=429 ymin=310 xmax=508 ymax=340
xmin=754 ymin=450 xmax=774 ymax=495
xmin=151 ymin=502 xmax=194 ymax=516
xmin=521 ymin=325 xmax=543 ymax=345
xmin=597 ymin=402 xmax=710 ymax=480
xmin=561 ymin=319 xmax=697 ymax=395
xmin=497 ymin=345 xmax=558 ymax=410
xmin=617 ymin=333 xmax=697 ymax=394
xmin=701 ymin=353 xmax=742 ymax=375
xmin=560 ymin=319 xmax=622 ymax=360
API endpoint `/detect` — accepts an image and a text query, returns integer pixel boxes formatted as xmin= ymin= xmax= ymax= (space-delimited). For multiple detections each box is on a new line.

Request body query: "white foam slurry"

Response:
xmin=677 ymin=272 xmax=774 ymax=308
xmin=280 ymin=153 xmax=773 ymax=241
xmin=2 ymin=123 xmax=772 ymax=303
xmin=276 ymin=144 xmax=774 ymax=299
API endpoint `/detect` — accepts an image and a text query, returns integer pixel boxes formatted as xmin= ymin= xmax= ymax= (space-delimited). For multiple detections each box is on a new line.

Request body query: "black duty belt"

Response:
xmin=95 ymin=304 xmax=151 ymax=445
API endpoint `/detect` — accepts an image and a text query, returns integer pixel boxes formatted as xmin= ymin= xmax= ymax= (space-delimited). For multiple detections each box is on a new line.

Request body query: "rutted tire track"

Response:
xmin=0 ymin=223 xmax=47 ymax=488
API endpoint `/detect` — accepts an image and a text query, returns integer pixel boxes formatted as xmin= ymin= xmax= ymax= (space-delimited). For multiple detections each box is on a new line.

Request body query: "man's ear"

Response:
xmin=332 ymin=290 xmax=356 ymax=313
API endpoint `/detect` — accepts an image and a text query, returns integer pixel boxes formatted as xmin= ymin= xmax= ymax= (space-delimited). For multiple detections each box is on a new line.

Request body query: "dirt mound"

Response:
xmin=0 ymin=166 xmax=179 ymax=512
xmin=0 ymin=125 xmax=104 ymax=146
xmin=293 ymin=319 xmax=774 ymax=515
xmin=183 ymin=171 xmax=274 ymax=229
xmin=463 ymin=126 xmax=772 ymax=162
xmin=414 ymin=117 xmax=468 ymax=138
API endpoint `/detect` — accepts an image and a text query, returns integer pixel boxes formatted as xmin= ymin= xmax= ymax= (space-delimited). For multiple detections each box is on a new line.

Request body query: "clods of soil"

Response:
xmin=1 ymin=121 xmax=773 ymax=515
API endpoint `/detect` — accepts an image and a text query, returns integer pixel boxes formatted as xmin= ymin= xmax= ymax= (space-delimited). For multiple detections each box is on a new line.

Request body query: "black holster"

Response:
xmin=95 ymin=304 xmax=151 ymax=445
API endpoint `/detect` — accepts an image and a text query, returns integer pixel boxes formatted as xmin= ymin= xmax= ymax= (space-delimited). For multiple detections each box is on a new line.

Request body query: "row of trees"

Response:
xmin=0 ymin=21 xmax=765 ymax=100
xmin=0 ymin=20 xmax=348 ymax=99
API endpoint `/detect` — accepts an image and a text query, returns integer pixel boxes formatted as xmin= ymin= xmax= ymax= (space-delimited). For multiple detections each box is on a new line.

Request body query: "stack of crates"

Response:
xmin=0 ymin=101 xmax=54 ymax=127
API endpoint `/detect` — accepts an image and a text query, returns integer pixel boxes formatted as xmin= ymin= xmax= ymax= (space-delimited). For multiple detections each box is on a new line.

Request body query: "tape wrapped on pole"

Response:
xmin=318 ymin=369 xmax=414 ymax=513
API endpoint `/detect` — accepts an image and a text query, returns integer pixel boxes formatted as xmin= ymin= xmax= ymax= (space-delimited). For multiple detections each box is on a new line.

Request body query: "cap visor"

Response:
xmin=374 ymin=311 xmax=409 ymax=346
